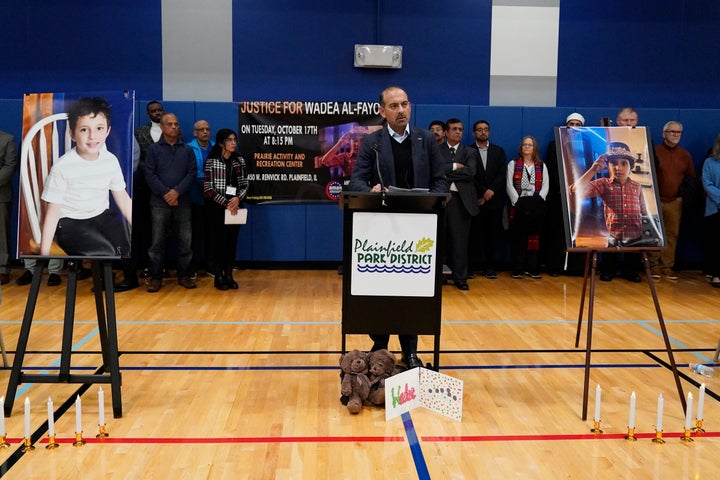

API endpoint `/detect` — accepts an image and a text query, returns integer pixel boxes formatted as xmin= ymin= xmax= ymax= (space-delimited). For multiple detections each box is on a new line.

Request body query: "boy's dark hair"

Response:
xmin=68 ymin=97 xmax=112 ymax=131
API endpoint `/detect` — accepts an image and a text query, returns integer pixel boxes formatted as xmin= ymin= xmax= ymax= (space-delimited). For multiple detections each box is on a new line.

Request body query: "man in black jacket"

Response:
xmin=469 ymin=120 xmax=507 ymax=279
xmin=440 ymin=119 xmax=479 ymax=290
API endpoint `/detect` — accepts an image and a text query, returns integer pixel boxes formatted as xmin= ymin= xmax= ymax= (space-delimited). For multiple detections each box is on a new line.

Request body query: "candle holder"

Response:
xmin=590 ymin=420 xmax=603 ymax=434
xmin=73 ymin=432 xmax=86 ymax=447
xmin=0 ymin=435 xmax=10 ymax=449
xmin=624 ymin=427 xmax=637 ymax=441
xmin=21 ymin=437 xmax=35 ymax=452
xmin=692 ymin=419 xmax=705 ymax=434
xmin=45 ymin=435 xmax=59 ymax=450
xmin=680 ymin=429 xmax=694 ymax=443
xmin=96 ymin=424 xmax=109 ymax=439
xmin=651 ymin=429 xmax=665 ymax=444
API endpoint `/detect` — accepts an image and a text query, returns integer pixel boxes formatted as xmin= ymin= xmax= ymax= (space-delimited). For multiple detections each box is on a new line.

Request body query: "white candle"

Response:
xmin=47 ymin=397 xmax=55 ymax=437
xmin=75 ymin=395 xmax=82 ymax=433
xmin=0 ymin=396 xmax=5 ymax=437
xmin=684 ymin=392 xmax=693 ymax=430
xmin=98 ymin=387 xmax=105 ymax=426
xmin=628 ymin=392 xmax=636 ymax=428
xmin=24 ymin=397 xmax=31 ymax=440
xmin=656 ymin=394 xmax=664 ymax=431
xmin=697 ymin=383 xmax=705 ymax=421
xmin=594 ymin=384 xmax=602 ymax=421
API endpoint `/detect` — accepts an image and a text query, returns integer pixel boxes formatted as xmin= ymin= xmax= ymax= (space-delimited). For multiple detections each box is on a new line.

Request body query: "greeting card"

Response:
xmin=385 ymin=367 xmax=463 ymax=421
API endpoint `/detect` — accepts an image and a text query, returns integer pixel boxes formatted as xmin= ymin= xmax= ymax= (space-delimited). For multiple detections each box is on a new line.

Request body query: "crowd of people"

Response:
xmin=424 ymin=106 xmax=715 ymax=289
xmin=0 ymin=93 xmax=718 ymax=295
xmin=0 ymin=100 xmax=249 ymax=293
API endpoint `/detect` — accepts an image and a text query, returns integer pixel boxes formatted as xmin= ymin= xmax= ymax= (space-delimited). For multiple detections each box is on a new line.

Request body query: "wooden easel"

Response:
xmin=3 ymin=257 xmax=123 ymax=418
xmin=571 ymin=247 xmax=686 ymax=420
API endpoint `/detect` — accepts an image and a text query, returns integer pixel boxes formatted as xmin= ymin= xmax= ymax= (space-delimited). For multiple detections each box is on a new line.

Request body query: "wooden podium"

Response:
xmin=340 ymin=191 xmax=449 ymax=369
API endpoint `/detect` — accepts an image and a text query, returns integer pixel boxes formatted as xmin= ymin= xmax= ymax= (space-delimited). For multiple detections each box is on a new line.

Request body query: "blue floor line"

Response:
xmin=402 ymin=412 xmax=430 ymax=480
xmin=638 ymin=320 xmax=715 ymax=362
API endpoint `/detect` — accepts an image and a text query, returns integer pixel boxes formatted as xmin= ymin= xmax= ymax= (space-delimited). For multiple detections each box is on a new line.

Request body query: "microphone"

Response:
xmin=371 ymin=143 xmax=386 ymax=205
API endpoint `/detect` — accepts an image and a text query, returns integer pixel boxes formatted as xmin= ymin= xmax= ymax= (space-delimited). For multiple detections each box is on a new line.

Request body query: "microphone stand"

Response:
xmin=373 ymin=144 xmax=387 ymax=207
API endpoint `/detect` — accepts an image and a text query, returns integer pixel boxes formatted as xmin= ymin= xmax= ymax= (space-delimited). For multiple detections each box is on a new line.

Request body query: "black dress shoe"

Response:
xmin=47 ymin=273 xmax=61 ymax=286
xmin=402 ymin=354 xmax=424 ymax=370
xmin=77 ymin=267 xmax=92 ymax=280
xmin=621 ymin=272 xmax=642 ymax=283
xmin=599 ymin=272 xmax=614 ymax=282
xmin=225 ymin=274 xmax=238 ymax=289
xmin=214 ymin=276 xmax=229 ymax=291
xmin=114 ymin=277 xmax=139 ymax=292
xmin=454 ymin=280 xmax=469 ymax=291
xmin=16 ymin=270 xmax=33 ymax=286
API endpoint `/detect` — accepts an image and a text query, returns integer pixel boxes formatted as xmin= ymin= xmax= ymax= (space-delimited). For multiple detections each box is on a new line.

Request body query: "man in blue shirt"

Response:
xmin=187 ymin=120 xmax=214 ymax=277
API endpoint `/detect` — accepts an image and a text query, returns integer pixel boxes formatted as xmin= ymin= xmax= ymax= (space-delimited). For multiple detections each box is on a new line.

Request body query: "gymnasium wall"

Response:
xmin=1 ymin=0 xmax=719 ymax=267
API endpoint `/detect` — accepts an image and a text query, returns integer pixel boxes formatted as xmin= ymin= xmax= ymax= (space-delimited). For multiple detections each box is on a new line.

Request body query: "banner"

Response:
xmin=18 ymin=91 xmax=135 ymax=258
xmin=238 ymin=101 xmax=383 ymax=202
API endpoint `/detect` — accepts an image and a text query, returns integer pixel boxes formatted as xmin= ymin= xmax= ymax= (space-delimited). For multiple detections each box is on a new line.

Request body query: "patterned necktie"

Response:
xmin=449 ymin=146 xmax=456 ymax=159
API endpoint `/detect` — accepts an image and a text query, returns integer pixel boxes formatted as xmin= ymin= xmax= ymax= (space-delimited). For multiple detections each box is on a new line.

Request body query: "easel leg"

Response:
xmin=4 ymin=259 xmax=47 ymax=416
xmin=581 ymin=251 xmax=598 ymax=421
xmin=59 ymin=262 xmax=79 ymax=382
xmin=101 ymin=261 xmax=123 ymax=418
xmin=92 ymin=261 xmax=111 ymax=369
xmin=575 ymin=251 xmax=592 ymax=348
xmin=641 ymin=252 xmax=686 ymax=414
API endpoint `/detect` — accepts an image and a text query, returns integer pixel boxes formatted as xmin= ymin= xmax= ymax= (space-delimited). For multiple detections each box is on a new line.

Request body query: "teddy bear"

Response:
xmin=339 ymin=350 xmax=371 ymax=414
xmin=366 ymin=349 xmax=398 ymax=406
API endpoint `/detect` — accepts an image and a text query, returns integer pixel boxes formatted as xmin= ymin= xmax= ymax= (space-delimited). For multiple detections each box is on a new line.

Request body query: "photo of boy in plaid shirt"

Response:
xmin=572 ymin=142 xmax=647 ymax=246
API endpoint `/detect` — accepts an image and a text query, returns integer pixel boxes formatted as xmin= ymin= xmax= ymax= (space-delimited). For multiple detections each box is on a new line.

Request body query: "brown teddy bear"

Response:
xmin=366 ymin=349 xmax=398 ymax=406
xmin=339 ymin=350 xmax=371 ymax=414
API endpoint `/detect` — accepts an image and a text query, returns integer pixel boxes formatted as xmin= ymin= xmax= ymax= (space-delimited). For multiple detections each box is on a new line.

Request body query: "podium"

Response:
xmin=340 ymin=191 xmax=450 ymax=369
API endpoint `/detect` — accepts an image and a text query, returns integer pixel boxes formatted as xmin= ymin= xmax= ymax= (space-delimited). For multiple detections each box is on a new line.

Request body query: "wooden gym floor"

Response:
xmin=0 ymin=267 xmax=717 ymax=479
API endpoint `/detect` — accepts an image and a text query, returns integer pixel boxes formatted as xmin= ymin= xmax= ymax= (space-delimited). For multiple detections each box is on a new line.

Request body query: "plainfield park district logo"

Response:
xmin=354 ymin=237 xmax=434 ymax=274
xmin=351 ymin=212 xmax=438 ymax=297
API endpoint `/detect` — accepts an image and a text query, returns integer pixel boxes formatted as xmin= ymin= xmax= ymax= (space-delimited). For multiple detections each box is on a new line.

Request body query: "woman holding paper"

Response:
xmin=204 ymin=128 xmax=249 ymax=290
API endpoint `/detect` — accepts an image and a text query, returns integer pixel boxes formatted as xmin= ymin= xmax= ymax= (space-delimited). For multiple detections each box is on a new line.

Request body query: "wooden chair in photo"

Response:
xmin=19 ymin=112 xmax=71 ymax=255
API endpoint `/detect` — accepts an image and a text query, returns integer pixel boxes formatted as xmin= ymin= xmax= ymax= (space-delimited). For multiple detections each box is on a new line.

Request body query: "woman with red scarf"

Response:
xmin=505 ymin=136 xmax=549 ymax=279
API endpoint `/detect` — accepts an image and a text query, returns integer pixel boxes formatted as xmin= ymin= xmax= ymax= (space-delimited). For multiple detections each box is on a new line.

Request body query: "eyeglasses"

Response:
xmin=225 ymin=138 xmax=238 ymax=143
xmin=474 ymin=127 xmax=489 ymax=132
xmin=521 ymin=143 xmax=534 ymax=147
xmin=665 ymin=130 xmax=682 ymax=135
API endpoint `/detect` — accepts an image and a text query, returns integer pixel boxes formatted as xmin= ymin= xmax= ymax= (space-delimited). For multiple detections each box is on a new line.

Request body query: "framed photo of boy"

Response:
xmin=555 ymin=126 xmax=665 ymax=250
xmin=17 ymin=91 xmax=135 ymax=258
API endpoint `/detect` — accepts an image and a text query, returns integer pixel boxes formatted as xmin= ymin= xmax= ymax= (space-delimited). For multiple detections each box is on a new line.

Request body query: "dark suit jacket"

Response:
xmin=134 ymin=123 xmax=155 ymax=165
xmin=0 ymin=131 xmax=17 ymax=203
xmin=440 ymin=143 xmax=479 ymax=216
xmin=471 ymin=142 xmax=507 ymax=210
xmin=348 ymin=126 xmax=448 ymax=193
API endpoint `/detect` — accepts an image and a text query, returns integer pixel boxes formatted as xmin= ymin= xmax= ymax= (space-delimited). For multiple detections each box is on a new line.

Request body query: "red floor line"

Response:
xmin=7 ymin=431 xmax=716 ymax=445
xmin=423 ymin=431 xmax=720 ymax=441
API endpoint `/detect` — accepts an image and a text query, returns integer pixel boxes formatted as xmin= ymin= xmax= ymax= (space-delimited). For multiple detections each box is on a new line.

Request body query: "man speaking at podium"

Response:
xmin=348 ymin=85 xmax=448 ymax=369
